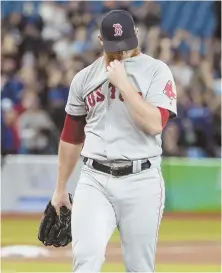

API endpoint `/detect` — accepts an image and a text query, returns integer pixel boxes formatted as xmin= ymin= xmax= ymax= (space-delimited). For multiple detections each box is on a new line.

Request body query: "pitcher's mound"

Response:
xmin=1 ymin=245 xmax=50 ymax=258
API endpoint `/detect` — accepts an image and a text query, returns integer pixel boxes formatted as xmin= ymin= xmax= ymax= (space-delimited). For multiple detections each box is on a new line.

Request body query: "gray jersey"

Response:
xmin=65 ymin=54 xmax=177 ymax=164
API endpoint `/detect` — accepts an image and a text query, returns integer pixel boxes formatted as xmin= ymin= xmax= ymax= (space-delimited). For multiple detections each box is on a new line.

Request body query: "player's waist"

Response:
xmin=82 ymin=156 xmax=161 ymax=177
xmin=81 ymin=155 xmax=161 ymax=168
xmin=97 ymin=158 xmax=160 ymax=167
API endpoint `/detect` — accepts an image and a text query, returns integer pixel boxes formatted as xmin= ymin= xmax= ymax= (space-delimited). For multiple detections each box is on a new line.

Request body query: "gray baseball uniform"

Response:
xmin=66 ymin=53 xmax=177 ymax=272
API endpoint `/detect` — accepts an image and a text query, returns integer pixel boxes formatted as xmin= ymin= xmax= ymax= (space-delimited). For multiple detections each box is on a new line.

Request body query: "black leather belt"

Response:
xmin=83 ymin=157 xmax=151 ymax=177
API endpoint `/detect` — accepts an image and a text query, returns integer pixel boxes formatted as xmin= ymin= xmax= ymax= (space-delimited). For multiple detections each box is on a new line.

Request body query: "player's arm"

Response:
xmin=107 ymin=60 xmax=177 ymax=136
xmin=52 ymin=71 xmax=87 ymax=214
xmin=56 ymin=114 xmax=86 ymax=192
xmin=118 ymin=84 xmax=164 ymax=135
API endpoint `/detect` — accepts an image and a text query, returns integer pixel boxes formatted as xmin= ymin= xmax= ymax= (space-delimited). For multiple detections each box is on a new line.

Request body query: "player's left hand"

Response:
xmin=107 ymin=60 xmax=130 ymax=90
xmin=38 ymin=193 xmax=73 ymax=247
xmin=51 ymin=189 xmax=72 ymax=216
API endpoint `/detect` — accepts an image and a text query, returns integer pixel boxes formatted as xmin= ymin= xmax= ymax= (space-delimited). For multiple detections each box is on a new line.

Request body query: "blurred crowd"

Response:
xmin=1 ymin=1 xmax=221 ymax=158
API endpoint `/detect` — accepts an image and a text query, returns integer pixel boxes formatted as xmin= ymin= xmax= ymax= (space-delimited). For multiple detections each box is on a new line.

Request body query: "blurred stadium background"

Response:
xmin=1 ymin=1 xmax=221 ymax=272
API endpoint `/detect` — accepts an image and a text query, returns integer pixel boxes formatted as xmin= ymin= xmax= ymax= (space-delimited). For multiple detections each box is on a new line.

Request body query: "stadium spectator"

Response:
xmin=1 ymin=1 xmax=221 ymax=158
xmin=18 ymin=92 xmax=58 ymax=154
xmin=1 ymin=99 xmax=20 ymax=155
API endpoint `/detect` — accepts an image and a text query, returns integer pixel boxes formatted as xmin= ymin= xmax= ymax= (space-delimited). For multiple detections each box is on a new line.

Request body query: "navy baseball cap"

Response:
xmin=100 ymin=10 xmax=138 ymax=53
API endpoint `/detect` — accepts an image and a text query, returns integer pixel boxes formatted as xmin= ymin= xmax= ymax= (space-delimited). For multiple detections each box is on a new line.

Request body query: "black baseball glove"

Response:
xmin=38 ymin=193 xmax=72 ymax=247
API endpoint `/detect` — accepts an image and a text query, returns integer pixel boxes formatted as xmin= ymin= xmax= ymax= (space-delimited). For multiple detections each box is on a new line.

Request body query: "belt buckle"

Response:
xmin=110 ymin=166 xmax=119 ymax=176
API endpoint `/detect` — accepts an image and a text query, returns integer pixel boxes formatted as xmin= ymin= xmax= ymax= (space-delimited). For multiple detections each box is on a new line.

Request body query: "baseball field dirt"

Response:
xmin=1 ymin=214 xmax=221 ymax=272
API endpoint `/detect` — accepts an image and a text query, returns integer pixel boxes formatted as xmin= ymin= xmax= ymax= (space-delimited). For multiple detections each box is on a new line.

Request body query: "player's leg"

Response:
xmin=118 ymin=168 xmax=165 ymax=272
xmin=71 ymin=165 xmax=116 ymax=272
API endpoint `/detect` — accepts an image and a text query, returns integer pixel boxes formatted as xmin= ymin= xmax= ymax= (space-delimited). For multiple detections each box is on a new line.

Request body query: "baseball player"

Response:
xmin=51 ymin=10 xmax=177 ymax=272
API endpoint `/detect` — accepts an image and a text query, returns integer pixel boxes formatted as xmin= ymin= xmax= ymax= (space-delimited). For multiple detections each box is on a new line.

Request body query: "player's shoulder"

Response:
xmin=140 ymin=54 xmax=171 ymax=72
xmin=70 ymin=56 xmax=105 ymax=96
xmin=73 ymin=57 xmax=104 ymax=81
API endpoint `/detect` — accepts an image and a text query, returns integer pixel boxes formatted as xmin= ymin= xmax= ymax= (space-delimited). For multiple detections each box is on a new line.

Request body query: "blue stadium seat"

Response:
xmin=2 ymin=1 xmax=216 ymax=39
xmin=157 ymin=1 xmax=216 ymax=38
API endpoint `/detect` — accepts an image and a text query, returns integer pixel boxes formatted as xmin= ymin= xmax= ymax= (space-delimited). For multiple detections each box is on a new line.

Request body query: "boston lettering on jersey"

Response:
xmin=84 ymin=83 xmax=142 ymax=111
xmin=65 ymin=54 xmax=177 ymax=161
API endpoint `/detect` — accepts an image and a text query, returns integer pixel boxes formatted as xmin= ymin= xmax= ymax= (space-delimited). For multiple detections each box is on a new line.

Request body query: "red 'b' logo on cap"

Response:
xmin=163 ymin=80 xmax=176 ymax=100
xmin=113 ymin=23 xmax=123 ymax=37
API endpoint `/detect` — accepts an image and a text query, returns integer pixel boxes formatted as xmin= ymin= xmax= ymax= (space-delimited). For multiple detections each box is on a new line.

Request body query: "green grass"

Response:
xmin=1 ymin=218 xmax=220 ymax=245
xmin=1 ymin=261 xmax=221 ymax=272
xmin=1 ymin=219 xmax=40 ymax=246
xmin=1 ymin=217 xmax=220 ymax=273
xmin=1 ymin=261 xmax=125 ymax=272
xmin=158 ymin=219 xmax=221 ymax=242
xmin=156 ymin=264 xmax=221 ymax=272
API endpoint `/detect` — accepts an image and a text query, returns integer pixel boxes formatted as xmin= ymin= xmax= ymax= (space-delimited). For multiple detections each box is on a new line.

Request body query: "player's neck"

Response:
xmin=124 ymin=48 xmax=141 ymax=59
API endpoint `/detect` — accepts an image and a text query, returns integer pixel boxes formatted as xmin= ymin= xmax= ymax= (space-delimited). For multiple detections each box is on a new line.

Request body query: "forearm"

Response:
xmin=56 ymin=140 xmax=83 ymax=191
xmin=119 ymin=82 xmax=162 ymax=135
xmin=56 ymin=114 xmax=85 ymax=191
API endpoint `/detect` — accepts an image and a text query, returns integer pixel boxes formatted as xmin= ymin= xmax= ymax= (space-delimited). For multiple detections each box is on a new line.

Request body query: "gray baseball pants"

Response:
xmin=71 ymin=163 xmax=165 ymax=272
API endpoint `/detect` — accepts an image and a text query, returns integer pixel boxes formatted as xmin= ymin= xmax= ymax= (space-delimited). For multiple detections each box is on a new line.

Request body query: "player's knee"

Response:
xmin=123 ymin=243 xmax=155 ymax=272
xmin=73 ymin=243 xmax=105 ymax=270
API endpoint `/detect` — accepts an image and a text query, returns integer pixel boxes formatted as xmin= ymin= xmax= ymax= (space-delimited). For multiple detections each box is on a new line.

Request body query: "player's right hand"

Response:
xmin=51 ymin=189 xmax=72 ymax=216
xmin=107 ymin=60 xmax=129 ymax=90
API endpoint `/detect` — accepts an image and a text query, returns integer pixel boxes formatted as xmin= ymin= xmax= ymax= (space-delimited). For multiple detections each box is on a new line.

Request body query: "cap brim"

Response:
xmin=103 ymin=36 xmax=138 ymax=53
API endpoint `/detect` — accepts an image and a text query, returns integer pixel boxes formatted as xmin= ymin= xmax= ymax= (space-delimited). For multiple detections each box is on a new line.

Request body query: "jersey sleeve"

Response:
xmin=65 ymin=71 xmax=87 ymax=116
xmin=145 ymin=61 xmax=177 ymax=119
